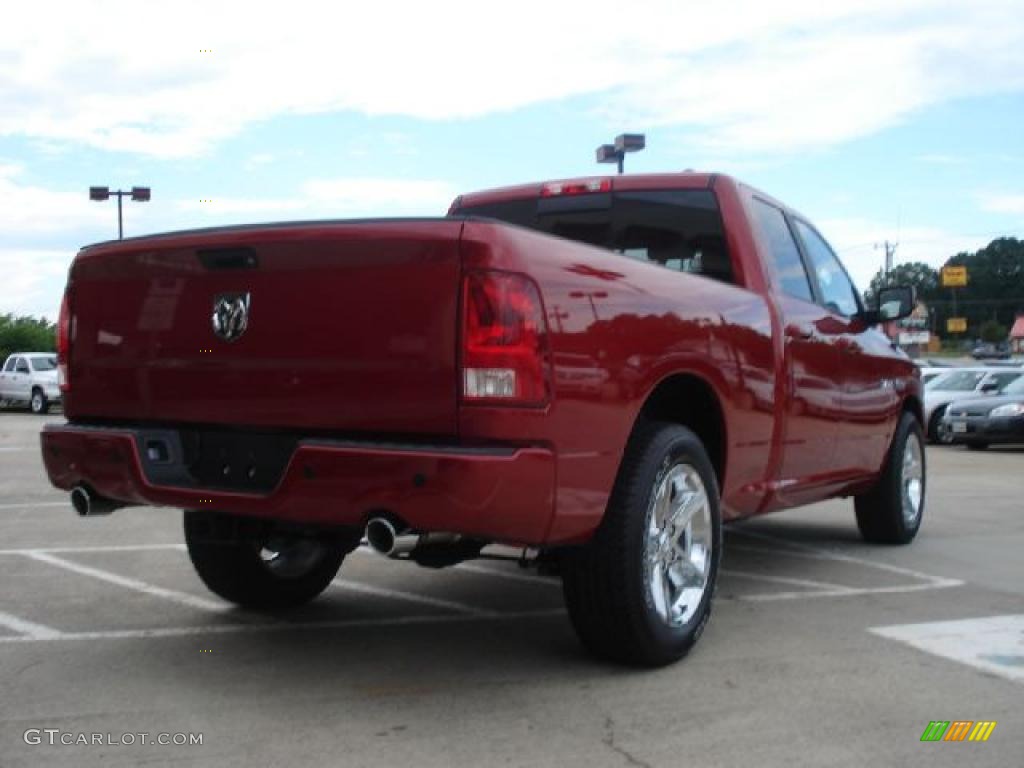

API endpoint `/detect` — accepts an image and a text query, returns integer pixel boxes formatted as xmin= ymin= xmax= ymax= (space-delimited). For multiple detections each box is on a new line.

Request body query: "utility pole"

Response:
xmin=876 ymin=240 xmax=898 ymax=276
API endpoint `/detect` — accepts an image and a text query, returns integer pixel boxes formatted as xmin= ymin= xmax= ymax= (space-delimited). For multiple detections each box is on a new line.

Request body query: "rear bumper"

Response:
xmin=40 ymin=424 xmax=556 ymax=545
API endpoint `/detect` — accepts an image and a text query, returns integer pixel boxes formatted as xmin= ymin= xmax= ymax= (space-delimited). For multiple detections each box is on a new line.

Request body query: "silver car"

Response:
xmin=924 ymin=367 xmax=1023 ymax=443
xmin=0 ymin=353 xmax=61 ymax=414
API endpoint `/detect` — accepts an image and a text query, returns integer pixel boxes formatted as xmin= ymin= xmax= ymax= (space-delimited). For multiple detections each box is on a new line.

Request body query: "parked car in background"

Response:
xmin=971 ymin=342 xmax=1012 ymax=360
xmin=924 ymin=368 xmax=1023 ymax=443
xmin=0 ymin=353 xmax=61 ymax=414
xmin=942 ymin=375 xmax=1024 ymax=450
xmin=918 ymin=366 xmax=952 ymax=386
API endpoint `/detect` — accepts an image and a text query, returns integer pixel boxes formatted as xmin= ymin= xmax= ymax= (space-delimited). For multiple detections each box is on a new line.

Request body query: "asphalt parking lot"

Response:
xmin=1 ymin=411 xmax=1021 ymax=767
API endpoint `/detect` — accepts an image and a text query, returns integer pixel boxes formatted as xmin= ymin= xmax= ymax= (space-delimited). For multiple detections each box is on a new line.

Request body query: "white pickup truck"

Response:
xmin=0 ymin=353 xmax=61 ymax=414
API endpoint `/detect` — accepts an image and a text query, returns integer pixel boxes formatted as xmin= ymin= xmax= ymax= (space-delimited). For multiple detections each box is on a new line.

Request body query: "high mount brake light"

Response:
xmin=539 ymin=178 xmax=612 ymax=197
xmin=57 ymin=290 xmax=71 ymax=392
xmin=461 ymin=271 xmax=551 ymax=405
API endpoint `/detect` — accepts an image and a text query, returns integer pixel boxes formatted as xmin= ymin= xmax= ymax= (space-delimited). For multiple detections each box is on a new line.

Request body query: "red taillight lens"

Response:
xmin=461 ymin=271 xmax=551 ymax=405
xmin=57 ymin=291 xmax=71 ymax=392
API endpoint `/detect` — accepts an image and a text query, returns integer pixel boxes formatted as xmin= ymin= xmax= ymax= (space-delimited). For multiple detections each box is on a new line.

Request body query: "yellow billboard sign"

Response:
xmin=947 ymin=317 xmax=967 ymax=333
xmin=941 ymin=266 xmax=968 ymax=287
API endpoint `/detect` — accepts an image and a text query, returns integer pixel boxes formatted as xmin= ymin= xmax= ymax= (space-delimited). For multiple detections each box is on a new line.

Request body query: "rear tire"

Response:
xmin=30 ymin=388 xmax=49 ymax=415
xmin=854 ymin=412 xmax=926 ymax=544
xmin=184 ymin=510 xmax=356 ymax=610
xmin=561 ymin=422 xmax=721 ymax=666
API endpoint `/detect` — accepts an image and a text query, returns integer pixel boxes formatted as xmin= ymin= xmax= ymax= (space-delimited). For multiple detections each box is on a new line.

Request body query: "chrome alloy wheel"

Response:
xmin=901 ymin=433 xmax=924 ymax=525
xmin=643 ymin=463 xmax=713 ymax=627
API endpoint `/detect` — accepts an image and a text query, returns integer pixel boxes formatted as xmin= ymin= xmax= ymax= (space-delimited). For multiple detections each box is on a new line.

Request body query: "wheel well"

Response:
xmin=903 ymin=395 xmax=924 ymax=427
xmin=634 ymin=374 xmax=726 ymax=487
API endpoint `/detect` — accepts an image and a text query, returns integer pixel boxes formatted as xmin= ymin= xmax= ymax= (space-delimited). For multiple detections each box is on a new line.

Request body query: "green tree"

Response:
xmin=978 ymin=319 xmax=1007 ymax=343
xmin=938 ymin=237 xmax=1024 ymax=335
xmin=864 ymin=261 xmax=940 ymax=305
xmin=0 ymin=314 xmax=57 ymax=364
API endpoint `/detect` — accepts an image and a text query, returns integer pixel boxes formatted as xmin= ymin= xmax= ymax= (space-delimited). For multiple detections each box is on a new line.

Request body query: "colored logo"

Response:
xmin=920 ymin=721 xmax=997 ymax=742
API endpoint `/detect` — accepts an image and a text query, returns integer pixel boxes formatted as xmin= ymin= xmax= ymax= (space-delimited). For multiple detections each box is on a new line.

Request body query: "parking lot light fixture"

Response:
xmin=89 ymin=185 xmax=151 ymax=239
xmin=595 ymin=133 xmax=646 ymax=174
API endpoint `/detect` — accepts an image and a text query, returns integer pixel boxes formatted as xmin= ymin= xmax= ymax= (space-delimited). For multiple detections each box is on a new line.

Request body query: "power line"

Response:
xmin=836 ymin=230 xmax=1022 ymax=254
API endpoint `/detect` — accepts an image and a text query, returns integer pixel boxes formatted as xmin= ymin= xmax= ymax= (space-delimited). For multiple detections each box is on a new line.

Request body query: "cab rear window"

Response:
xmin=456 ymin=189 xmax=733 ymax=284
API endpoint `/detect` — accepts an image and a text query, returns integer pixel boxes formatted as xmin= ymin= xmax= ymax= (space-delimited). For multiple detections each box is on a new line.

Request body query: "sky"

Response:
xmin=2 ymin=0 xmax=1023 ymax=320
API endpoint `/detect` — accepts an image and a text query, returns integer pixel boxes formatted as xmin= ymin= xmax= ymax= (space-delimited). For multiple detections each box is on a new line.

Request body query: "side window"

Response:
xmin=987 ymin=372 xmax=1021 ymax=391
xmin=15 ymin=358 xmax=30 ymax=374
xmin=752 ymin=199 xmax=813 ymax=302
xmin=793 ymin=219 xmax=860 ymax=317
xmin=2 ymin=357 xmax=15 ymax=373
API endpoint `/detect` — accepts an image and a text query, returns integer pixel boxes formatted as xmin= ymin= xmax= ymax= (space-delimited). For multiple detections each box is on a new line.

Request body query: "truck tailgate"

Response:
xmin=65 ymin=219 xmax=463 ymax=436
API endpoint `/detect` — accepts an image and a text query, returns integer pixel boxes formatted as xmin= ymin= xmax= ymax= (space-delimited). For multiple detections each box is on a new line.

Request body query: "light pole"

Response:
xmin=596 ymin=133 xmax=646 ymax=174
xmin=89 ymin=186 xmax=151 ymax=239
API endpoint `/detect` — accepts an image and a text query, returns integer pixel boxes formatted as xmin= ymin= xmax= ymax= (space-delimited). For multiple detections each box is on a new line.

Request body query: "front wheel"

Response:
xmin=561 ymin=422 xmax=721 ymax=666
xmin=854 ymin=412 xmax=926 ymax=544
xmin=184 ymin=510 xmax=356 ymax=610
xmin=30 ymin=388 xmax=49 ymax=415
xmin=927 ymin=407 xmax=952 ymax=444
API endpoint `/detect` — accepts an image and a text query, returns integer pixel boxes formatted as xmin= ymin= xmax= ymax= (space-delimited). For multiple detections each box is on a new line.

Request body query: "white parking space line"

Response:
xmin=0 ymin=611 xmax=64 ymax=640
xmin=739 ymin=582 xmax=968 ymax=602
xmin=20 ymin=551 xmax=228 ymax=613
xmin=0 ymin=501 xmax=71 ymax=510
xmin=871 ymin=614 xmax=1024 ymax=684
xmin=728 ymin=530 xmax=965 ymax=589
xmin=720 ymin=568 xmax=854 ymax=593
xmin=332 ymin=579 xmax=493 ymax=616
xmin=0 ymin=609 xmax=567 ymax=644
xmin=0 ymin=543 xmax=184 ymax=556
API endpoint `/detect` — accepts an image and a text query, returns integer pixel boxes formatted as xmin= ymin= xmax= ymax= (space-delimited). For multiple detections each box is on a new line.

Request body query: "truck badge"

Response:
xmin=212 ymin=292 xmax=251 ymax=342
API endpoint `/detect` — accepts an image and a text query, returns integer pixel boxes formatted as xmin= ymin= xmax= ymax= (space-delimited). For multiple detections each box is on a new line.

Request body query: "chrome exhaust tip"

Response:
xmin=365 ymin=517 xmax=419 ymax=558
xmin=70 ymin=486 xmax=92 ymax=516
xmin=71 ymin=486 xmax=117 ymax=517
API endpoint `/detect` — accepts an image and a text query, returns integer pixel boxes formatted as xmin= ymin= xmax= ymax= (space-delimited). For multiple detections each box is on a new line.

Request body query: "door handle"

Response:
xmin=785 ymin=323 xmax=815 ymax=340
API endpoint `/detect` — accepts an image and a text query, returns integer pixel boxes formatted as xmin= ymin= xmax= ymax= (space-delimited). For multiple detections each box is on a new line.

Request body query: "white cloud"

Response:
xmin=0 ymin=248 xmax=70 ymax=319
xmin=977 ymin=192 xmax=1024 ymax=217
xmin=243 ymin=153 xmax=275 ymax=170
xmin=0 ymin=164 xmax=112 ymax=234
xmin=915 ymin=154 xmax=965 ymax=165
xmin=1 ymin=1 xmax=1022 ymax=157
xmin=0 ymin=172 xmax=459 ymax=317
xmin=174 ymin=178 xmax=457 ymax=220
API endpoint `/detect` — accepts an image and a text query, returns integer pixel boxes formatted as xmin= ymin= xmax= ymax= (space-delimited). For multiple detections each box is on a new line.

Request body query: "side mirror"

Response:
xmin=980 ymin=380 xmax=1000 ymax=393
xmin=862 ymin=285 xmax=915 ymax=325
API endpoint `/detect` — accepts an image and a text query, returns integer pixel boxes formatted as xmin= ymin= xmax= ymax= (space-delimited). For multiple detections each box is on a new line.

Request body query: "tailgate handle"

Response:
xmin=197 ymin=248 xmax=259 ymax=271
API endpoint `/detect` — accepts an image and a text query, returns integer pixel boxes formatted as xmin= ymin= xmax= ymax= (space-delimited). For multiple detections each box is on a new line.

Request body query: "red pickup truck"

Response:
xmin=41 ymin=172 xmax=924 ymax=665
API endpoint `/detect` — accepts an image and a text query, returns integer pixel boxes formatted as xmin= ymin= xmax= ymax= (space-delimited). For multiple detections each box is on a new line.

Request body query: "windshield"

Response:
xmin=456 ymin=188 xmax=735 ymax=284
xmin=926 ymin=370 xmax=987 ymax=391
xmin=1002 ymin=376 xmax=1024 ymax=395
xmin=29 ymin=355 xmax=57 ymax=371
